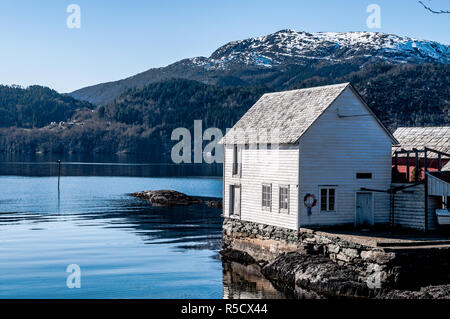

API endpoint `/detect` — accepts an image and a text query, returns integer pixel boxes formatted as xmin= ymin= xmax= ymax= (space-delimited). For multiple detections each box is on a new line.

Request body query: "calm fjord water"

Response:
xmin=0 ymin=156 xmax=287 ymax=298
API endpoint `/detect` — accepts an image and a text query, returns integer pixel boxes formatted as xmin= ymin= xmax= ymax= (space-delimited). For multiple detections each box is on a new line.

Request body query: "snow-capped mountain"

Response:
xmin=189 ymin=29 xmax=449 ymax=70
xmin=70 ymin=29 xmax=449 ymax=106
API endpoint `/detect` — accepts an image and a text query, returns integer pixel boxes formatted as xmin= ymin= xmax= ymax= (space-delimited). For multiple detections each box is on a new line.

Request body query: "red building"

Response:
xmin=392 ymin=126 xmax=450 ymax=182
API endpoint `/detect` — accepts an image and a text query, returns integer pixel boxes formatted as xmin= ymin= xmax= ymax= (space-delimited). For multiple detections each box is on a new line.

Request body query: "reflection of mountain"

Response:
xmin=0 ymin=154 xmax=222 ymax=177
xmin=78 ymin=197 xmax=223 ymax=250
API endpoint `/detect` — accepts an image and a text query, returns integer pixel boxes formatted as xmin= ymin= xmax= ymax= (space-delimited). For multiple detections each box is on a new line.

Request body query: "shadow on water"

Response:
xmin=82 ymin=198 xmax=225 ymax=249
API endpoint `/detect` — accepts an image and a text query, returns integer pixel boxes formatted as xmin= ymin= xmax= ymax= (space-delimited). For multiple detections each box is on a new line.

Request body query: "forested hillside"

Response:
xmin=0 ymin=62 xmax=448 ymax=158
xmin=0 ymin=85 xmax=94 ymax=128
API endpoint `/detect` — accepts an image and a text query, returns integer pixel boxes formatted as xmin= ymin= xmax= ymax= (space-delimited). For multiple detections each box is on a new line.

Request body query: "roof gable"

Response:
xmin=221 ymin=83 xmax=349 ymax=145
xmin=344 ymin=85 xmax=398 ymax=145
xmin=221 ymin=83 xmax=396 ymax=145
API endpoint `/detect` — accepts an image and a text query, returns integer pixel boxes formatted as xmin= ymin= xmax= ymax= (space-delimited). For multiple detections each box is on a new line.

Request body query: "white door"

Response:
xmin=234 ymin=186 xmax=241 ymax=216
xmin=356 ymin=192 xmax=373 ymax=227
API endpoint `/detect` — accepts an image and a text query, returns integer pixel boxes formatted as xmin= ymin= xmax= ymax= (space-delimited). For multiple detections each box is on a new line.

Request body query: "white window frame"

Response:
xmin=279 ymin=185 xmax=289 ymax=214
xmin=232 ymin=144 xmax=241 ymax=177
xmin=319 ymin=186 xmax=337 ymax=212
xmin=262 ymin=183 xmax=272 ymax=212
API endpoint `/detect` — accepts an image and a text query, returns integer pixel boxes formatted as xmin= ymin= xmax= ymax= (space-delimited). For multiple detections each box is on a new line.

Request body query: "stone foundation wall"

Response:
xmin=222 ymin=218 xmax=450 ymax=289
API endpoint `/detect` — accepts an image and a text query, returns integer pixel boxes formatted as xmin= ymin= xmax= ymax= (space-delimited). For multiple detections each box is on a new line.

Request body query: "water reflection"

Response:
xmin=0 ymin=153 xmax=222 ymax=177
xmin=222 ymin=261 xmax=290 ymax=299
xmin=0 ymin=163 xmax=290 ymax=298
xmin=85 ymin=198 xmax=224 ymax=248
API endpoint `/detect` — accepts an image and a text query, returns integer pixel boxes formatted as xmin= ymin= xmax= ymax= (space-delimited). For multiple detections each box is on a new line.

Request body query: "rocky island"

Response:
xmin=129 ymin=189 xmax=222 ymax=208
xmin=130 ymin=190 xmax=202 ymax=206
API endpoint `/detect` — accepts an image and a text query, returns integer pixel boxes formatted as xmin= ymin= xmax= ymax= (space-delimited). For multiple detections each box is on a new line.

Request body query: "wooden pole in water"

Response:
xmin=57 ymin=160 xmax=61 ymax=191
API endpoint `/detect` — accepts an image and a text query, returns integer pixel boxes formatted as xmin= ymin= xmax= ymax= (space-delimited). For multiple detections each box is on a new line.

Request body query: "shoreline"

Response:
xmin=221 ymin=248 xmax=450 ymax=299
xmin=220 ymin=218 xmax=450 ymax=299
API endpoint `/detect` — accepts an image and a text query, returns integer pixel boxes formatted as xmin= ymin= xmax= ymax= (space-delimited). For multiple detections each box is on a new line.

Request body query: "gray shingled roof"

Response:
xmin=393 ymin=126 xmax=450 ymax=158
xmin=442 ymin=161 xmax=450 ymax=171
xmin=221 ymin=83 xmax=349 ymax=145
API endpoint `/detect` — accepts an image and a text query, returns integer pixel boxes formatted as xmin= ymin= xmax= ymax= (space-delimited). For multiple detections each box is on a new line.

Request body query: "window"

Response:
xmin=232 ymin=145 xmax=238 ymax=175
xmin=230 ymin=185 xmax=235 ymax=214
xmin=262 ymin=184 xmax=272 ymax=211
xmin=279 ymin=186 xmax=289 ymax=213
xmin=232 ymin=145 xmax=241 ymax=176
xmin=356 ymin=173 xmax=372 ymax=179
xmin=320 ymin=187 xmax=336 ymax=212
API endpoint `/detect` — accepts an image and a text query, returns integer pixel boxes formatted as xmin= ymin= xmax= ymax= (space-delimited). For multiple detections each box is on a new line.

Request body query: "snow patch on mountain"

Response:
xmin=189 ymin=29 xmax=449 ymax=70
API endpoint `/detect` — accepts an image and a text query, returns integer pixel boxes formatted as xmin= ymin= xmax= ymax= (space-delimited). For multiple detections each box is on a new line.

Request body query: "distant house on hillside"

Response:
xmin=392 ymin=126 xmax=450 ymax=182
xmin=220 ymin=83 xmax=398 ymax=229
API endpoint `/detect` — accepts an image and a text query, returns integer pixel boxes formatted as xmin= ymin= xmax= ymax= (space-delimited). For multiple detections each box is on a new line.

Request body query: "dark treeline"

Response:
xmin=0 ymin=63 xmax=448 ymax=157
xmin=0 ymin=81 xmax=266 ymax=158
xmin=0 ymin=85 xmax=94 ymax=128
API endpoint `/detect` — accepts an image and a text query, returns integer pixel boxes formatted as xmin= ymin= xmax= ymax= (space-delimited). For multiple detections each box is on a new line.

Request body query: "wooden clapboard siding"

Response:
xmin=298 ymin=87 xmax=392 ymax=226
xmin=427 ymin=196 xmax=440 ymax=231
xmin=392 ymin=183 xmax=426 ymax=230
xmin=223 ymin=144 xmax=299 ymax=230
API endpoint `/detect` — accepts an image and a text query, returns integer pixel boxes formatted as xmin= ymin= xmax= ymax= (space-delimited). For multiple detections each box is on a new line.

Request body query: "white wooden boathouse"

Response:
xmin=220 ymin=83 xmax=398 ymax=230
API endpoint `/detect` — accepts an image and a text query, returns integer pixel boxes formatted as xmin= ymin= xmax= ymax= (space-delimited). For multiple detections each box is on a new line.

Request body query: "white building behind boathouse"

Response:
xmin=220 ymin=83 xmax=398 ymax=230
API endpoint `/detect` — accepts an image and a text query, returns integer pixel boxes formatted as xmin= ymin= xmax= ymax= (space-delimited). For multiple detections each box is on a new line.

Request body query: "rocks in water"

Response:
xmin=130 ymin=189 xmax=223 ymax=209
xmin=205 ymin=200 xmax=222 ymax=209
xmin=220 ymin=248 xmax=257 ymax=265
xmin=261 ymin=251 xmax=372 ymax=298
xmin=376 ymin=284 xmax=450 ymax=299
xmin=130 ymin=190 xmax=202 ymax=207
xmin=223 ymin=247 xmax=450 ymax=299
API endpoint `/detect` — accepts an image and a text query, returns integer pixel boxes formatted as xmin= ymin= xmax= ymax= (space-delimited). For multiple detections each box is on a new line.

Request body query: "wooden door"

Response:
xmin=230 ymin=185 xmax=241 ymax=216
xmin=356 ymin=192 xmax=373 ymax=227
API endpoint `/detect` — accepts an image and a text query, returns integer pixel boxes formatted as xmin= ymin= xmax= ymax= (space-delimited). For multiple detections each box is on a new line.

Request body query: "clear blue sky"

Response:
xmin=0 ymin=0 xmax=448 ymax=93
